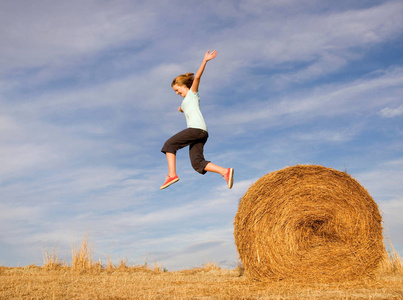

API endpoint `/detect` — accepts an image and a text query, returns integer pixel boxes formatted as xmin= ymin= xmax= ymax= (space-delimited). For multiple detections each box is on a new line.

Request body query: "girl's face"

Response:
xmin=172 ymin=84 xmax=189 ymax=98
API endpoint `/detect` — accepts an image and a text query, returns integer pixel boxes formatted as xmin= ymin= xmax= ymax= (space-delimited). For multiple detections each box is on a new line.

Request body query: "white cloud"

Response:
xmin=213 ymin=1 xmax=403 ymax=82
xmin=0 ymin=204 xmax=43 ymax=223
xmin=291 ymin=127 xmax=360 ymax=143
xmin=355 ymin=159 xmax=403 ymax=251
xmin=379 ymin=105 xmax=403 ymax=118
xmin=210 ymin=67 xmax=403 ymax=133
xmin=358 ymin=160 xmax=403 ymax=200
xmin=0 ymin=1 xmax=154 ymax=73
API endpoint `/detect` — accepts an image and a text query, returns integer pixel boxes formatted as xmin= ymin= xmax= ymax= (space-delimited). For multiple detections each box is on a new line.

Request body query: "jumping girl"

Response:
xmin=160 ymin=50 xmax=234 ymax=190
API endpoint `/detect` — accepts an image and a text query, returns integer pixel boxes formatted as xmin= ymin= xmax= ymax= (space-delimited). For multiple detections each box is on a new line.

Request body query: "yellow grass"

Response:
xmin=1 ymin=238 xmax=403 ymax=299
xmin=381 ymin=242 xmax=403 ymax=275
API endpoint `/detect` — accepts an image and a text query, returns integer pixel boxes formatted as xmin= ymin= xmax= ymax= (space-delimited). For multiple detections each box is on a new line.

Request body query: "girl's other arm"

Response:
xmin=190 ymin=50 xmax=217 ymax=93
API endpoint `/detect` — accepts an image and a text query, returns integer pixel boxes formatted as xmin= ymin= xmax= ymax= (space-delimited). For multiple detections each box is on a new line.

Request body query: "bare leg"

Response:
xmin=204 ymin=162 xmax=227 ymax=176
xmin=160 ymin=152 xmax=180 ymax=190
xmin=166 ymin=153 xmax=177 ymax=177
xmin=204 ymin=162 xmax=234 ymax=189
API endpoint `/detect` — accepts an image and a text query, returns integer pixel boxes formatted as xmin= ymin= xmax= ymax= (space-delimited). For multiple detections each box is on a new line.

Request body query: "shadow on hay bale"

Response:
xmin=234 ymin=165 xmax=385 ymax=282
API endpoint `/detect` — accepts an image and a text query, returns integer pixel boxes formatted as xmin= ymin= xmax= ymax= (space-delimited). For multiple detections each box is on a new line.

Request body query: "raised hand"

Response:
xmin=204 ymin=50 xmax=217 ymax=62
xmin=191 ymin=50 xmax=218 ymax=93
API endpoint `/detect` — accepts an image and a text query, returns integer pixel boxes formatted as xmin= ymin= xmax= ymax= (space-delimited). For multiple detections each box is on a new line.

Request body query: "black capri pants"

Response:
xmin=161 ymin=128 xmax=210 ymax=174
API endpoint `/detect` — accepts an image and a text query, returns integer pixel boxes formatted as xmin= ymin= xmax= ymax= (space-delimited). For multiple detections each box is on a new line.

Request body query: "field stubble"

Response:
xmin=0 ymin=238 xmax=402 ymax=299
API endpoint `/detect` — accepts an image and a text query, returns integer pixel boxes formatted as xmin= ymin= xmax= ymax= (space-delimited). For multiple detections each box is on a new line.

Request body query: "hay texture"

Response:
xmin=234 ymin=165 xmax=385 ymax=282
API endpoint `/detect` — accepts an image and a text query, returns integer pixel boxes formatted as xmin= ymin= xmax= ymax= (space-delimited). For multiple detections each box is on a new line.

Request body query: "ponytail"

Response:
xmin=171 ymin=73 xmax=194 ymax=89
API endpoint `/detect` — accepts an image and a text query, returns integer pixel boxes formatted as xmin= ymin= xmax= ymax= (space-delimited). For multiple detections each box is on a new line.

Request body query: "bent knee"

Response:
xmin=191 ymin=160 xmax=208 ymax=175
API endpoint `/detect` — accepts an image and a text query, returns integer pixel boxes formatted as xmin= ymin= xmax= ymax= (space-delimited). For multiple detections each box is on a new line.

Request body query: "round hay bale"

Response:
xmin=234 ymin=165 xmax=385 ymax=282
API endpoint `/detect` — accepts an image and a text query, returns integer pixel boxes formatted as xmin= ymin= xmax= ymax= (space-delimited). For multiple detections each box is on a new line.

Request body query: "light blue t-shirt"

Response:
xmin=181 ymin=91 xmax=208 ymax=132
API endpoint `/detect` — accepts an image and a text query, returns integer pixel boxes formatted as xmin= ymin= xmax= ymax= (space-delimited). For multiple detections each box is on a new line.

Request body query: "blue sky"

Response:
xmin=1 ymin=0 xmax=402 ymax=270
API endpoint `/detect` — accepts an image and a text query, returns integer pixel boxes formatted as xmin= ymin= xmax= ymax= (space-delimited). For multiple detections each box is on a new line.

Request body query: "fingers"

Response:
xmin=205 ymin=50 xmax=218 ymax=59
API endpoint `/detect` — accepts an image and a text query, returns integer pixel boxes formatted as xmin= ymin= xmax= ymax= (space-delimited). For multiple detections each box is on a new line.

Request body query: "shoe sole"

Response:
xmin=160 ymin=177 xmax=179 ymax=190
xmin=228 ymin=168 xmax=234 ymax=189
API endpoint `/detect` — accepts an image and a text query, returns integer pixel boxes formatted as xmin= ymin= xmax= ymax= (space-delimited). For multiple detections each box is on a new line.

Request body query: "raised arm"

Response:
xmin=190 ymin=50 xmax=217 ymax=93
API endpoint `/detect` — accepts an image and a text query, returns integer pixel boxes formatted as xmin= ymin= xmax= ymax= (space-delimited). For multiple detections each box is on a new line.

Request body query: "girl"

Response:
xmin=160 ymin=50 xmax=234 ymax=190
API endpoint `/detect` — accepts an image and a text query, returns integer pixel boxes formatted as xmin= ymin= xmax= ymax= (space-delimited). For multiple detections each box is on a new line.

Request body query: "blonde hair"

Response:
xmin=171 ymin=73 xmax=194 ymax=89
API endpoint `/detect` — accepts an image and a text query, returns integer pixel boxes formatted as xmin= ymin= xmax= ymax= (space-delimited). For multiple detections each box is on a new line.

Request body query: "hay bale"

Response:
xmin=234 ymin=165 xmax=385 ymax=282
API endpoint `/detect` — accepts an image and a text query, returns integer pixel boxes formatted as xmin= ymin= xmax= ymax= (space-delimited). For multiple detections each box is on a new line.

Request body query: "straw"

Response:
xmin=234 ymin=165 xmax=385 ymax=282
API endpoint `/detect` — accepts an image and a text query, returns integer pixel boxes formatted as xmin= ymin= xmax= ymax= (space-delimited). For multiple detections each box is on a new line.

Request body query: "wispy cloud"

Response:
xmin=210 ymin=67 xmax=403 ymax=136
xmin=357 ymin=158 xmax=403 ymax=250
xmin=0 ymin=1 xmax=155 ymax=72
xmin=211 ymin=1 xmax=403 ymax=86
xmin=379 ymin=105 xmax=403 ymax=118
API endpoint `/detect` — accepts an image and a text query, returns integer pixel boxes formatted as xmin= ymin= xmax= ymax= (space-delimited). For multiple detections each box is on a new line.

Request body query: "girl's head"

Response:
xmin=171 ymin=73 xmax=194 ymax=97
xmin=171 ymin=73 xmax=194 ymax=89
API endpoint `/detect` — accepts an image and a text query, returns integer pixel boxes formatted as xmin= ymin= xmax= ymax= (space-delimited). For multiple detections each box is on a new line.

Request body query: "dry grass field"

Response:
xmin=1 ymin=239 xmax=402 ymax=299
